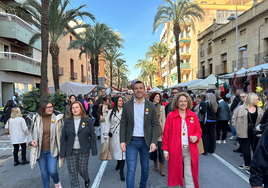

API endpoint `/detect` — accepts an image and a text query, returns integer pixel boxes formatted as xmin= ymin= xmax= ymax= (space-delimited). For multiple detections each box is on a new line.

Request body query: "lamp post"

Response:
xmin=228 ymin=4 xmax=238 ymax=72
xmin=258 ymin=24 xmax=264 ymax=65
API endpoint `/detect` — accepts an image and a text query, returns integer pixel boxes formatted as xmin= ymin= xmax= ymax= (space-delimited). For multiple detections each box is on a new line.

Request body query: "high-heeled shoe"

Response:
xmin=115 ymin=160 xmax=120 ymax=171
xmin=85 ymin=179 xmax=90 ymax=188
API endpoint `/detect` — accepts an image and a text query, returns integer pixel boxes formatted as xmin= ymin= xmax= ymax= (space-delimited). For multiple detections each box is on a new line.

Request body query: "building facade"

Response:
xmin=197 ymin=0 xmax=268 ymax=80
xmin=0 ymin=1 xmax=41 ymax=107
xmin=159 ymin=0 xmax=252 ymax=88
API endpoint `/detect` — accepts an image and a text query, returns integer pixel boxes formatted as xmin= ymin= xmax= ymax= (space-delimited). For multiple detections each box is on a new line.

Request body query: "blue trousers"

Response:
xmin=38 ymin=150 xmax=60 ymax=188
xmin=126 ymin=137 xmax=150 ymax=188
xmin=230 ymin=116 xmax=236 ymax=136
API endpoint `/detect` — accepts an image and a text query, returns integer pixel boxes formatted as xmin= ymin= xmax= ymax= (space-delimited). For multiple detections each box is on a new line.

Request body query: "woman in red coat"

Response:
xmin=162 ymin=92 xmax=202 ymax=188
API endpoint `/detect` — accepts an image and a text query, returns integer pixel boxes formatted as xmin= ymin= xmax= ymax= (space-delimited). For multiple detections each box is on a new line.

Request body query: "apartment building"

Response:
xmin=159 ymin=0 xmax=252 ymax=88
xmin=197 ymin=0 xmax=268 ymax=81
xmin=0 ymin=1 xmax=41 ymax=107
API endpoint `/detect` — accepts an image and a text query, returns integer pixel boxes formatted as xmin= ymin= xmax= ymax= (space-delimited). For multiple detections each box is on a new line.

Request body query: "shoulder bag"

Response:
xmin=5 ymin=119 xmax=10 ymax=135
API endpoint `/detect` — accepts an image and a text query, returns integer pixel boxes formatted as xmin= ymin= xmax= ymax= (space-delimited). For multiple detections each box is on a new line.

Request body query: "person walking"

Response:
xmin=65 ymin=95 xmax=76 ymax=117
xmin=232 ymin=93 xmax=263 ymax=173
xmin=97 ymin=96 xmax=112 ymax=144
xmin=200 ymin=93 xmax=218 ymax=155
xmin=249 ymin=127 xmax=268 ymax=188
xmin=162 ymin=92 xmax=202 ymax=188
xmin=149 ymin=92 xmax=166 ymax=176
xmin=3 ymin=100 xmax=15 ymax=124
xmin=216 ymin=97 xmax=230 ymax=144
xmin=5 ymin=107 xmax=29 ymax=166
xmin=77 ymin=94 xmax=88 ymax=114
xmin=104 ymin=96 xmax=126 ymax=181
xmin=262 ymin=90 xmax=268 ymax=110
xmin=97 ymin=89 xmax=107 ymax=105
xmin=165 ymin=88 xmax=179 ymax=117
xmin=60 ymin=101 xmax=97 ymax=188
xmin=28 ymin=100 xmax=64 ymax=188
xmin=120 ymin=81 xmax=159 ymax=188
xmin=88 ymin=98 xmax=100 ymax=139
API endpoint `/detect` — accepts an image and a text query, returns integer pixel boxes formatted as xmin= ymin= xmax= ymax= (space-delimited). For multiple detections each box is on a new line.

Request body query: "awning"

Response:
xmin=148 ymin=86 xmax=164 ymax=93
xmin=188 ymin=74 xmax=224 ymax=90
xmin=168 ymin=79 xmax=204 ymax=89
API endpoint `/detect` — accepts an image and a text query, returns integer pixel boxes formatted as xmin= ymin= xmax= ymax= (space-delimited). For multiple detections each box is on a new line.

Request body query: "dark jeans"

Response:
xmin=202 ymin=121 xmax=216 ymax=153
xmin=13 ymin=143 xmax=26 ymax=162
xmin=150 ymin=141 xmax=165 ymax=163
xmin=216 ymin=120 xmax=229 ymax=140
xmin=126 ymin=137 xmax=150 ymax=188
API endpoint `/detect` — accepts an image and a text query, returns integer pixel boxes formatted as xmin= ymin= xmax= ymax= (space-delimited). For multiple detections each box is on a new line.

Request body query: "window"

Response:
xmin=70 ymin=59 xmax=74 ymax=78
xmin=265 ymin=17 xmax=268 ymax=24
xmin=81 ymin=64 xmax=84 ymax=80
xmin=70 ymin=36 xmax=72 ymax=42
xmin=221 ymin=54 xmax=227 ymax=73
xmin=221 ymin=53 xmax=227 ymax=62
xmin=209 ymin=59 xmax=213 ymax=74
xmin=221 ymin=38 xmax=226 ymax=44
xmin=240 ymin=29 xmax=246 ymax=36
xmin=200 ymin=43 xmax=204 ymax=57
xmin=208 ymin=40 xmax=212 ymax=54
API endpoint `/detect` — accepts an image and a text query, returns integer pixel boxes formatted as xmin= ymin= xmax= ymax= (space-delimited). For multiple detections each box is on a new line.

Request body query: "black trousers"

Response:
xmin=150 ymin=141 xmax=165 ymax=162
xmin=216 ymin=120 xmax=229 ymax=141
xmin=202 ymin=122 xmax=216 ymax=153
xmin=13 ymin=143 xmax=26 ymax=162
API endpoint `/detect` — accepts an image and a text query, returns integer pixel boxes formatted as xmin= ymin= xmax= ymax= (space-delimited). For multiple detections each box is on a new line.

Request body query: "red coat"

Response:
xmin=162 ymin=108 xmax=202 ymax=187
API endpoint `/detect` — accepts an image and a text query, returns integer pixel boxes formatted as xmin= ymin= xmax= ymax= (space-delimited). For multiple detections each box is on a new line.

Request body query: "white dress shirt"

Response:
xmin=73 ymin=116 xmax=81 ymax=149
xmin=132 ymin=98 xmax=145 ymax=137
xmin=181 ymin=120 xmax=189 ymax=146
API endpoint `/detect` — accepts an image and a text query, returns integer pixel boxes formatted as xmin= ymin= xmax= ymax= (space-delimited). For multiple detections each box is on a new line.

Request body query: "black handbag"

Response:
xmin=198 ymin=102 xmax=207 ymax=124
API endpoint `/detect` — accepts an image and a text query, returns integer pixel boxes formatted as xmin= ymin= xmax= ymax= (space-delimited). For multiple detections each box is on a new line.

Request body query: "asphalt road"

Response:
xmin=0 ymin=131 xmax=251 ymax=188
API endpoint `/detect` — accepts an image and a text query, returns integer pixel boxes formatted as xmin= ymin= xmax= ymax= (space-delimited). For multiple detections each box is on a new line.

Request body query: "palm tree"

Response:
xmin=146 ymin=42 xmax=169 ymax=85
xmin=102 ymin=48 xmax=123 ymax=87
xmin=68 ymin=23 xmax=123 ymax=85
xmin=153 ymin=0 xmax=204 ymax=83
xmin=146 ymin=61 xmax=159 ymax=88
xmin=6 ymin=0 xmax=95 ymax=93
xmin=114 ymin=59 xmax=129 ymax=89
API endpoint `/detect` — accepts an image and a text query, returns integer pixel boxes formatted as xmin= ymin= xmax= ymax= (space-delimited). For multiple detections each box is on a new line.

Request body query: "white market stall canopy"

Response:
xmin=189 ymin=74 xmax=224 ymax=90
xmin=149 ymin=86 xmax=163 ymax=93
xmin=218 ymin=64 xmax=268 ymax=79
xmin=169 ymin=79 xmax=204 ymax=89
xmin=49 ymin=81 xmax=97 ymax=96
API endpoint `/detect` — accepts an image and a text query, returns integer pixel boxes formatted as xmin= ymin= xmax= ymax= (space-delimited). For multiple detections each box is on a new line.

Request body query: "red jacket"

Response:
xmin=162 ymin=108 xmax=202 ymax=187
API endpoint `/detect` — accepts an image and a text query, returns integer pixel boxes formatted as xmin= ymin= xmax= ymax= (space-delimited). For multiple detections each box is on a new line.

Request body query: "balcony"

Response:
xmin=70 ymin=72 xmax=77 ymax=79
xmin=180 ymin=48 xmax=191 ymax=54
xmin=81 ymin=76 xmax=86 ymax=82
xmin=160 ymin=23 xmax=167 ymax=40
xmin=58 ymin=67 xmax=64 ymax=76
xmin=161 ymin=59 xmax=167 ymax=68
xmin=232 ymin=58 xmax=248 ymax=72
xmin=0 ymin=52 xmax=40 ymax=76
xmin=216 ymin=64 xmax=228 ymax=76
xmin=200 ymin=51 xmax=205 ymax=57
xmin=162 ymin=71 xmax=167 ymax=77
xmin=0 ymin=12 xmax=41 ymax=50
xmin=181 ymin=63 xmax=191 ymax=69
xmin=255 ymin=51 xmax=268 ymax=66
xmin=198 ymin=68 xmax=210 ymax=78
xmin=207 ymin=47 xmax=212 ymax=54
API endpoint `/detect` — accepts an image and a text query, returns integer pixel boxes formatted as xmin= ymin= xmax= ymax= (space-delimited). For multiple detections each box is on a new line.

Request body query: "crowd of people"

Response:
xmin=2 ymin=82 xmax=268 ymax=188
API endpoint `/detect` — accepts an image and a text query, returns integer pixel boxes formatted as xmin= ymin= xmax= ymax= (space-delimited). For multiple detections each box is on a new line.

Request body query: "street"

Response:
xmin=0 ymin=131 xmax=251 ymax=188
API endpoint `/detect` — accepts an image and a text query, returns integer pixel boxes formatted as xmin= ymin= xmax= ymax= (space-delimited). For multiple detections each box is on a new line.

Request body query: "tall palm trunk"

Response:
xmin=174 ymin=23 xmax=181 ymax=83
xmin=158 ymin=56 xmax=163 ymax=85
xmin=110 ymin=61 xmax=113 ymax=87
xmin=95 ymin=56 xmax=99 ymax=85
xmin=117 ymin=69 xmax=120 ymax=89
xmin=49 ymin=42 xmax=60 ymax=93
xmin=150 ymin=75 xmax=153 ymax=88
xmin=90 ymin=58 xmax=96 ymax=85
xmin=40 ymin=0 xmax=50 ymax=100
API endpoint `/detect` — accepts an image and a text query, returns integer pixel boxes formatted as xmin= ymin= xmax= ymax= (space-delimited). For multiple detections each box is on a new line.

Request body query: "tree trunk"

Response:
xmin=90 ymin=58 xmax=96 ymax=85
xmin=95 ymin=56 xmax=99 ymax=85
xmin=110 ymin=60 xmax=113 ymax=88
xmin=40 ymin=0 xmax=50 ymax=101
xmin=150 ymin=75 xmax=153 ymax=88
xmin=174 ymin=23 xmax=181 ymax=83
xmin=117 ymin=69 xmax=120 ymax=89
xmin=49 ymin=42 xmax=60 ymax=93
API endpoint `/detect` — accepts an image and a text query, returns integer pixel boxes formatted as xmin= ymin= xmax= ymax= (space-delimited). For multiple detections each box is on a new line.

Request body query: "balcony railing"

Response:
xmin=70 ymin=72 xmax=77 ymax=79
xmin=215 ymin=64 xmax=228 ymax=75
xmin=0 ymin=12 xmax=40 ymax=34
xmin=162 ymin=71 xmax=167 ymax=77
xmin=81 ymin=76 xmax=86 ymax=82
xmin=58 ymin=67 xmax=64 ymax=76
xmin=161 ymin=59 xmax=167 ymax=68
xmin=207 ymin=47 xmax=212 ymax=54
xmin=198 ymin=68 xmax=210 ymax=78
xmin=0 ymin=52 xmax=41 ymax=66
xmin=255 ymin=51 xmax=268 ymax=66
xmin=232 ymin=58 xmax=248 ymax=72
xmin=200 ymin=51 xmax=204 ymax=57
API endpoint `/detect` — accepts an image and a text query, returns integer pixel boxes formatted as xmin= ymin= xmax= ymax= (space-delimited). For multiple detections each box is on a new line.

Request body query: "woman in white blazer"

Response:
xmin=149 ymin=92 xmax=166 ymax=176
xmin=104 ymin=96 xmax=126 ymax=181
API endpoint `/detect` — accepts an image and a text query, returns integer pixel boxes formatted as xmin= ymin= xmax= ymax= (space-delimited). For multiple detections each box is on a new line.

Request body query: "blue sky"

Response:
xmin=69 ymin=0 xmax=164 ymax=81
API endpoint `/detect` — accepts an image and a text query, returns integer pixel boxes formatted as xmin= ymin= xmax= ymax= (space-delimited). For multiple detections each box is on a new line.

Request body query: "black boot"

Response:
xmin=85 ymin=179 xmax=90 ymax=188
xmin=119 ymin=160 xmax=125 ymax=181
xmin=115 ymin=160 xmax=120 ymax=171
xmin=14 ymin=161 xmax=21 ymax=166
xmin=21 ymin=159 xmax=30 ymax=165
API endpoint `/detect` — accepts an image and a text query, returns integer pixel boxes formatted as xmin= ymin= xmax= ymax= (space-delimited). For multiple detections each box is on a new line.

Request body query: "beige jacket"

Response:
xmin=158 ymin=105 xmax=166 ymax=142
xmin=29 ymin=113 xmax=64 ymax=169
xmin=232 ymin=105 xmax=263 ymax=138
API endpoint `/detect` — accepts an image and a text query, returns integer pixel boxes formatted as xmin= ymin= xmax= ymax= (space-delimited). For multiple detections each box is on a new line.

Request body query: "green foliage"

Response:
xmin=21 ymin=88 xmax=66 ymax=113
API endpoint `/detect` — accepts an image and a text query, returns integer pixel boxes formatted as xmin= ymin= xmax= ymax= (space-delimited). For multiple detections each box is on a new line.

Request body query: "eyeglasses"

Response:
xmin=240 ymin=96 xmax=246 ymax=98
xmin=172 ymin=92 xmax=178 ymax=95
xmin=46 ymin=106 xmax=53 ymax=109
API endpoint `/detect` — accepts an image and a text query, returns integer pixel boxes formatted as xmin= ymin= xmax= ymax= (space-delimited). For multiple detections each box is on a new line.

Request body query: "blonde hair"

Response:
xmin=171 ymin=92 xmax=192 ymax=111
xmin=11 ymin=107 xmax=22 ymax=118
xmin=206 ymin=93 xmax=218 ymax=113
xmin=244 ymin=93 xmax=258 ymax=107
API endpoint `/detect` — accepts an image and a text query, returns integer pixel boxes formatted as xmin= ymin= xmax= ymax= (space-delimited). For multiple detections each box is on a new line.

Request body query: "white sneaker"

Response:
xmin=229 ymin=136 xmax=237 ymax=140
xmin=216 ymin=140 xmax=221 ymax=144
xmin=222 ymin=140 xmax=226 ymax=144
xmin=238 ymin=165 xmax=250 ymax=170
xmin=55 ymin=182 xmax=62 ymax=188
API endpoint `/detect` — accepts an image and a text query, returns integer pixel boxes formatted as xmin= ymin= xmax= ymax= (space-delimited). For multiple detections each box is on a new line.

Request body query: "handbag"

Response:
xmin=198 ymin=102 xmax=207 ymax=124
xmin=99 ymin=141 xmax=112 ymax=161
xmin=5 ymin=119 xmax=10 ymax=135
xmin=197 ymin=138 xmax=204 ymax=154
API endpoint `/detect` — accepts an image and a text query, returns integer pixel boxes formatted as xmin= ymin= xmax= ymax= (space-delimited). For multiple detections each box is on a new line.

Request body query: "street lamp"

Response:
xmin=258 ymin=24 xmax=264 ymax=65
xmin=228 ymin=4 xmax=238 ymax=72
